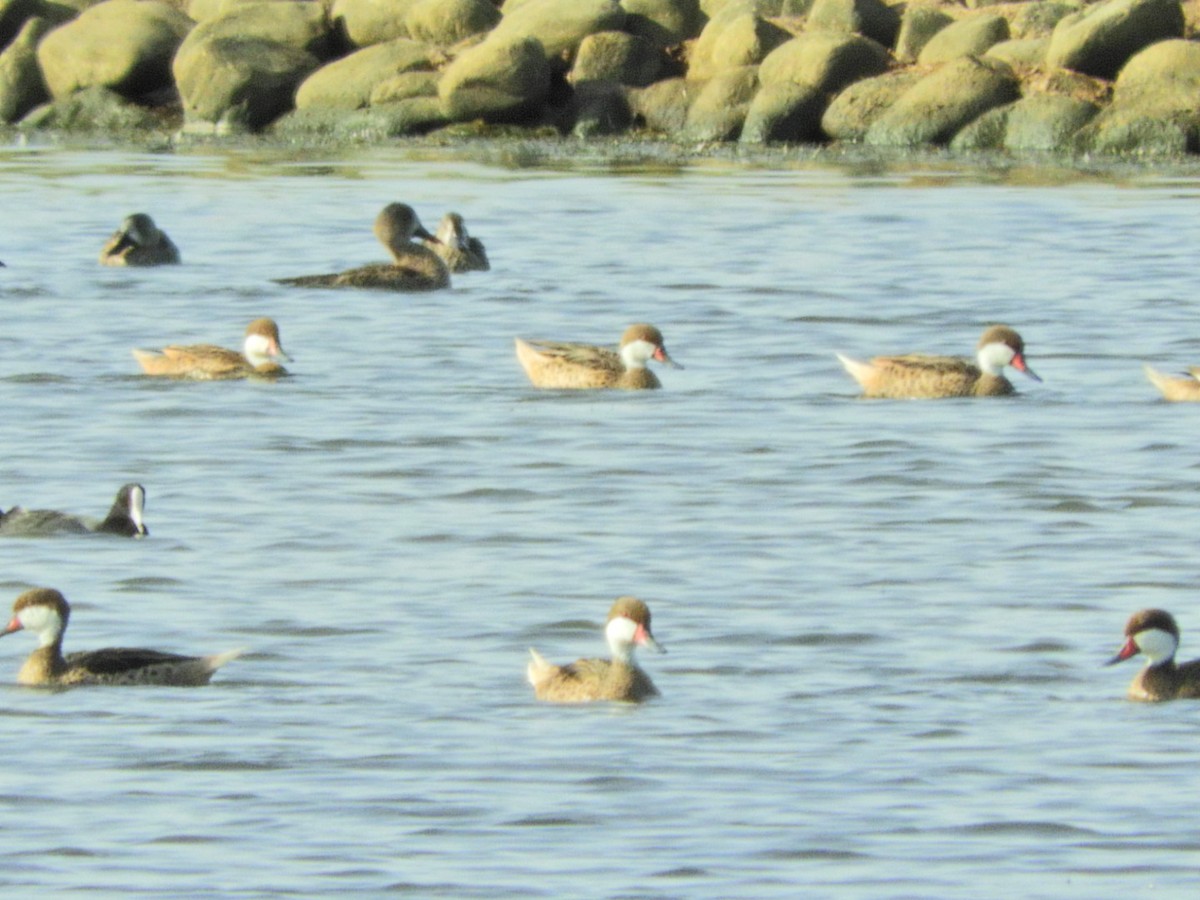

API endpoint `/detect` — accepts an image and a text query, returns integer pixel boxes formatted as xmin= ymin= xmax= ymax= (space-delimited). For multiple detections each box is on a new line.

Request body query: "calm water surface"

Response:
xmin=0 ymin=142 xmax=1199 ymax=897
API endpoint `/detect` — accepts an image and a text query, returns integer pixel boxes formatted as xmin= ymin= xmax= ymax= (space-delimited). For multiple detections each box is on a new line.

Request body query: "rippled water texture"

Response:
xmin=0 ymin=143 xmax=1199 ymax=897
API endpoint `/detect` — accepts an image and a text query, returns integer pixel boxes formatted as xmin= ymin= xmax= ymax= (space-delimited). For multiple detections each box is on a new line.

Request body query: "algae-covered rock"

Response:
xmin=682 ymin=64 xmax=758 ymax=139
xmin=1045 ymin=0 xmax=1183 ymax=79
xmin=917 ymin=13 xmax=1008 ymax=64
xmin=740 ymin=81 xmax=824 ymax=142
xmin=37 ymin=0 xmax=192 ymax=99
xmin=864 ymin=56 xmax=1019 ymax=147
xmin=174 ymin=33 xmax=319 ymax=131
xmin=182 ymin=2 xmax=333 ymax=57
xmin=405 ymin=0 xmax=500 ymax=46
xmin=689 ymin=5 xmax=790 ymax=80
xmin=0 ymin=15 xmax=49 ymax=122
xmin=271 ymin=97 xmax=448 ymax=138
xmin=806 ymin=0 xmax=899 ymax=48
xmin=626 ymin=74 xmax=692 ymax=133
xmin=985 ymin=36 xmax=1050 ymax=67
xmin=331 ymin=0 xmax=421 ymax=48
xmin=295 ymin=38 xmax=434 ymax=110
xmin=1073 ymin=104 xmax=1196 ymax=155
xmin=490 ymin=0 xmax=625 ymax=61
xmin=19 ymin=83 xmax=168 ymax=131
xmin=820 ymin=68 xmax=922 ymax=141
xmin=369 ymin=69 xmax=439 ymax=105
xmin=569 ymin=30 xmax=661 ymax=86
xmin=758 ymin=31 xmax=890 ymax=95
xmin=895 ymin=4 xmax=952 ymax=63
xmin=950 ymin=93 xmax=1098 ymax=151
xmin=1112 ymin=38 xmax=1200 ymax=109
xmin=621 ymin=0 xmax=703 ymax=47
xmin=438 ymin=34 xmax=551 ymax=122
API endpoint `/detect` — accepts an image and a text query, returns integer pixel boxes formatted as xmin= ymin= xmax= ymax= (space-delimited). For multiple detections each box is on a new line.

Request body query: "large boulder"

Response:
xmin=271 ymin=96 xmax=448 ymax=137
xmin=621 ymin=0 xmax=703 ymax=47
xmin=1045 ymin=0 xmax=1183 ymax=79
xmin=295 ymin=38 xmax=434 ymax=110
xmin=758 ymin=31 xmax=890 ymax=95
xmin=36 ymin=0 xmax=192 ymax=100
xmin=740 ymin=81 xmax=824 ymax=142
xmin=19 ymin=83 xmax=168 ymax=131
xmin=682 ymin=63 xmax=758 ymax=139
xmin=806 ymin=0 xmax=899 ymax=49
xmin=894 ymin=4 xmax=952 ymax=63
xmin=173 ymin=32 xmax=319 ymax=131
xmin=688 ymin=4 xmax=790 ymax=80
xmin=0 ymin=15 xmax=48 ymax=122
xmin=438 ymin=34 xmax=551 ymax=121
xmin=917 ymin=13 xmax=1008 ymax=64
xmin=950 ymin=93 xmax=1099 ymax=151
xmin=626 ymin=74 xmax=691 ymax=132
xmin=569 ymin=30 xmax=661 ymax=86
xmin=864 ymin=56 xmax=1020 ymax=147
xmin=820 ymin=68 xmax=922 ymax=141
xmin=182 ymin=1 xmax=334 ymax=57
xmin=1068 ymin=38 xmax=1200 ymax=155
xmin=489 ymin=0 xmax=625 ymax=61
xmin=330 ymin=0 xmax=420 ymax=48
xmin=405 ymin=0 xmax=500 ymax=45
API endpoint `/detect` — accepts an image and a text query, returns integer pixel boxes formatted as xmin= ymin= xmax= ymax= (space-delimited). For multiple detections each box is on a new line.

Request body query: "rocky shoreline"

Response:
xmin=2 ymin=0 xmax=1200 ymax=157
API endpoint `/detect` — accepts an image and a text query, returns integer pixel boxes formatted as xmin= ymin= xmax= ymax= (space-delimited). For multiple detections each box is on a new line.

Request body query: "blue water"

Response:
xmin=0 ymin=142 xmax=1199 ymax=897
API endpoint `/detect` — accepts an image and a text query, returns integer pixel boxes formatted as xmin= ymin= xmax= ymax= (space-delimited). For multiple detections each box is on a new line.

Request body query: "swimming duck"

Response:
xmin=1107 ymin=608 xmax=1200 ymax=701
xmin=0 ymin=588 xmax=241 ymax=687
xmin=515 ymin=323 xmax=682 ymax=390
xmin=132 ymin=317 xmax=289 ymax=380
xmin=0 ymin=483 xmax=147 ymax=538
xmin=527 ymin=596 xmax=664 ymax=703
xmin=1144 ymin=364 xmax=1200 ymax=402
xmin=275 ymin=203 xmax=450 ymax=291
xmin=426 ymin=212 xmax=489 ymax=273
xmin=99 ymin=213 xmax=180 ymax=266
xmin=837 ymin=325 xmax=1041 ymax=399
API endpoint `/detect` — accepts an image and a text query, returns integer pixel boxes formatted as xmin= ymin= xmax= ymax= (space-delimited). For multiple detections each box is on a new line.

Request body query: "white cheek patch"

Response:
xmin=977 ymin=341 xmax=1015 ymax=375
xmin=621 ymin=339 xmax=655 ymax=369
xmin=1135 ymin=628 xmax=1177 ymax=665
xmin=19 ymin=607 xmax=62 ymax=648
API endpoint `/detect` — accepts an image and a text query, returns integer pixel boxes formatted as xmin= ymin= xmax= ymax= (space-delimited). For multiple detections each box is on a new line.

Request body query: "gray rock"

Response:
xmin=36 ymin=0 xmax=192 ymax=100
xmin=1045 ymin=0 xmax=1184 ymax=79
xmin=806 ymin=0 xmax=899 ymax=49
xmin=895 ymin=4 xmax=953 ymax=63
xmin=438 ymin=35 xmax=551 ymax=122
xmin=330 ymin=0 xmax=421 ymax=49
xmin=626 ymin=74 xmax=692 ymax=132
xmin=569 ymin=30 xmax=661 ymax=86
xmin=758 ymin=31 xmax=890 ymax=95
xmin=183 ymin=2 xmax=334 ymax=58
xmin=689 ymin=5 xmax=790 ymax=80
xmin=173 ymin=34 xmax=319 ymax=131
xmin=951 ymin=93 xmax=1098 ymax=150
xmin=295 ymin=38 xmax=434 ymax=110
xmin=0 ymin=15 xmax=48 ymax=122
xmin=984 ymin=36 xmax=1050 ymax=68
xmin=19 ymin=84 xmax=166 ymax=132
xmin=917 ymin=13 xmax=1008 ymax=64
xmin=621 ymin=0 xmax=703 ymax=47
xmin=740 ymin=81 xmax=824 ymax=142
xmin=405 ymin=0 xmax=500 ymax=46
xmin=864 ymin=56 xmax=1020 ymax=147
xmin=682 ymin=64 xmax=758 ymax=139
xmin=490 ymin=0 xmax=625 ymax=61
xmin=820 ymin=68 xmax=922 ymax=141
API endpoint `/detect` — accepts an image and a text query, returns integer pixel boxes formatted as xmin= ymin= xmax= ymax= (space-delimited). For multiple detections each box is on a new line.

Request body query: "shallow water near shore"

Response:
xmin=1 ymin=139 xmax=1200 ymax=897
